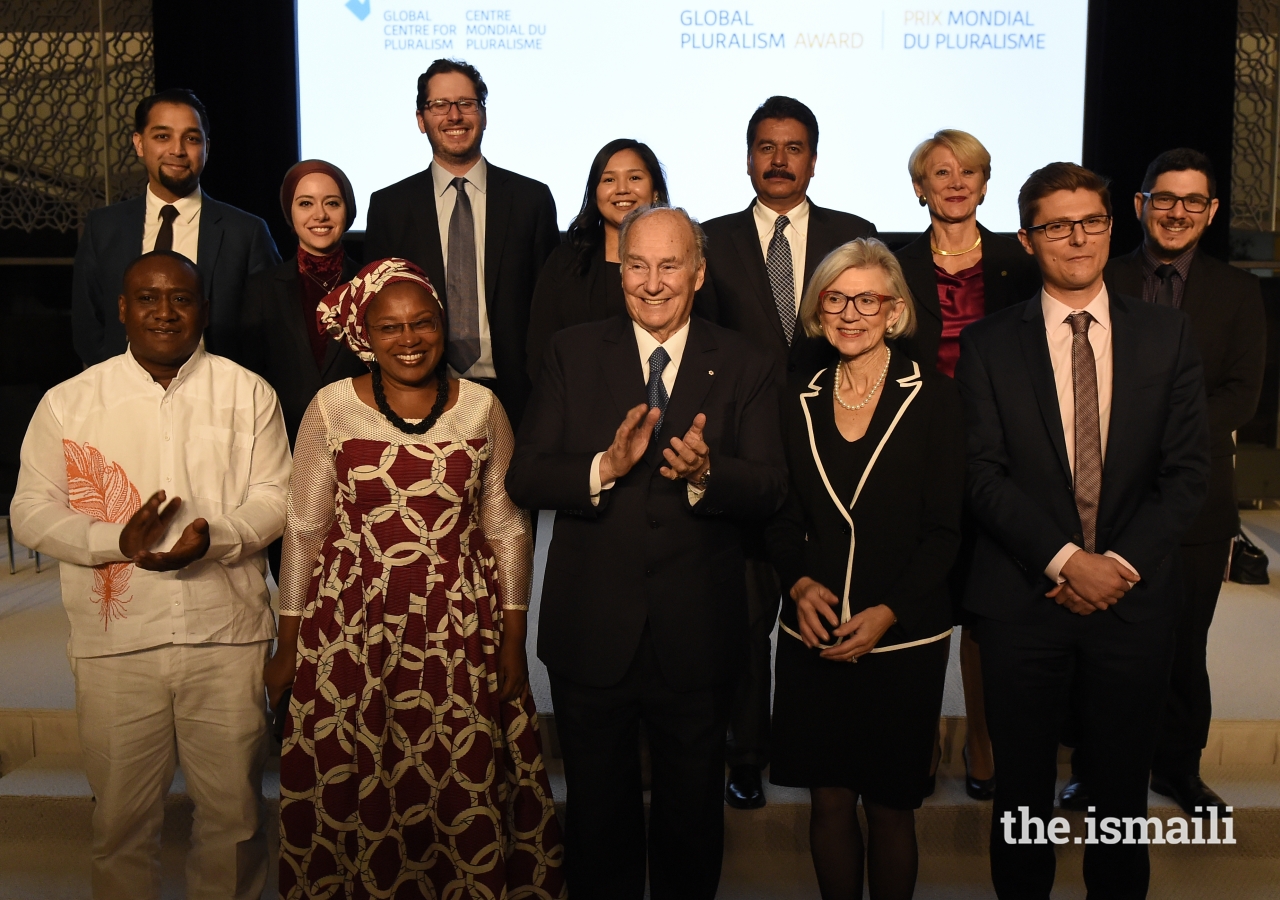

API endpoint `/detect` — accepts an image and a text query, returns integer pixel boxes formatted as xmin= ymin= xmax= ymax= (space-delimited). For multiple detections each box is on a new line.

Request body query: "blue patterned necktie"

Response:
xmin=647 ymin=346 xmax=671 ymax=436
xmin=766 ymin=214 xmax=796 ymax=343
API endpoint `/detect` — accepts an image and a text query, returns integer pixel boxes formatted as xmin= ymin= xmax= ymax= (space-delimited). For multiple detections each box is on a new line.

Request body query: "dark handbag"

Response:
xmin=271 ymin=687 xmax=293 ymax=744
xmin=1229 ymin=529 xmax=1269 ymax=585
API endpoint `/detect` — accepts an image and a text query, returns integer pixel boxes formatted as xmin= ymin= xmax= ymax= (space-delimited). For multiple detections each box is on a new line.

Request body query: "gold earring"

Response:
xmin=918 ymin=196 xmax=928 ymax=207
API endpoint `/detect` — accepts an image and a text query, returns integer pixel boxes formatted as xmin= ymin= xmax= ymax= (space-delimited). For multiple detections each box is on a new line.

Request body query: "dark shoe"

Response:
xmin=1058 ymin=774 xmax=1089 ymax=810
xmin=963 ymin=746 xmax=996 ymax=801
xmin=1151 ymin=772 xmax=1231 ymax=818
xmin=725 ymin=765 xmax=766 ymax=810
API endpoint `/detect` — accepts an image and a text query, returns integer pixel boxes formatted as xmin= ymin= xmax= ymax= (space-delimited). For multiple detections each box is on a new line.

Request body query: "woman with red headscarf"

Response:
xmin=265 ymin=258 xmax=566 ymax=899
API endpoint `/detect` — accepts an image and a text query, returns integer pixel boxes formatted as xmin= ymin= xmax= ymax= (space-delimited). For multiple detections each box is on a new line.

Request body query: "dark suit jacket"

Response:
xmin=71 ymin=192 xmax=280 ymax=365
xmin=955 ymin=292 xmax=1210 ymax=623
xmin=235 ymin=256 xmax=368 ymax=444
xmin=363 ymin=161 xmax=560 ymax=428
xmin=767 ymin=354 xmax=964 ymax=646
xmin=506 ymin=315 xmax=788 ymax=689
xmin=894 ymin=223 xmax=1042 ymax=370
xmin=700 ymin=201 xmax=878 ymax=388
xmin=1105 ymin=247 xmax=1266 ymax=544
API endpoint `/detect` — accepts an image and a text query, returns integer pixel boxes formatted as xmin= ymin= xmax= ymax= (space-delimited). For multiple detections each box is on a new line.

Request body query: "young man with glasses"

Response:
xmin=1054 ymin=149 xmax=1265 ymax=819
xmin=954 ymin=162 xmax=1210 ymax=898
xmin=364 ymin=58 xmax=560 ymax=429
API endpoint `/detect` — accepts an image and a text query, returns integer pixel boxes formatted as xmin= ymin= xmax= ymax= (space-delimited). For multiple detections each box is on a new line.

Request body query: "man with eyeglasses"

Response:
xmin=954 ymin=162 xmax=1210 ymax=898
xmin=698 ymin=95 xmax=877 ymax=811
xmin=364 ymin=58 xmax=559 ymax=429
xmin=1057 ymin=149 xmax=1265 ymax=820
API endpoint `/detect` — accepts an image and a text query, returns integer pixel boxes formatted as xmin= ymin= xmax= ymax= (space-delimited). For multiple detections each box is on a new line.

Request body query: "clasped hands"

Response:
xmin=1046 ymin=550 xmax=1139 ymax=616
xmin=118 ymin=490 xmax=210 ymax=571
xmin=791 ymin=576 xmax=896 ymax=662
xmin=598 ymin=403 xmax=710 ymax=487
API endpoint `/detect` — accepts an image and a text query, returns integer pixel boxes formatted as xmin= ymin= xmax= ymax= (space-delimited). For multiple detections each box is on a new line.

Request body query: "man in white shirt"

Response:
xmin=699 ymin=96 xmax=879 ymax=810
xmin=72 ymin=89 xmax=280 ymax=367
xmin=954 ymin=163 xmax=1210 ymax=899
xmin=364 ymin=58 xmax=560 ymax=429
xmin=14 ymin=251 xmax=291 ymax=900
xmin=507 ymin=207 xmax=787 ymax=898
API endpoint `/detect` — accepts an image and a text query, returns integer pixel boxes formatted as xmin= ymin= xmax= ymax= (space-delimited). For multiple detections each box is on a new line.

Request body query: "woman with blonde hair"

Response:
xmin=895 ymin=130 xmax=1042 ymax=801
xmin=768 ymin=238 xmax=964 ymax=899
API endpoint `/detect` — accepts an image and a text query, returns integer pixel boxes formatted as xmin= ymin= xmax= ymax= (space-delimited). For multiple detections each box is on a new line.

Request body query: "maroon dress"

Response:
xmin=934 ymin=260 xmax=985 ymax=377
xmin=277 ymin=379 xmax=565 ymax=899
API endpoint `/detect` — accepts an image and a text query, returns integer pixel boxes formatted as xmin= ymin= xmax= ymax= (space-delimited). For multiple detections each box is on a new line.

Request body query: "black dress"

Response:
xmin=767 ymin=356 xmax=963 ymax=809
xmin=524 ymin=242 xmax=624 ymax=381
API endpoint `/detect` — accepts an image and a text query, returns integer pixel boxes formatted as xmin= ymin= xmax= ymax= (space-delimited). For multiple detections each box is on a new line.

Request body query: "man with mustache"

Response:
xmin=699 ymin=96 xmax=877 ymax=810
xmin=72 ymin=89 xmax=280 ymax=365
xmin=1056 ymin=149 xmax=1265 ymax=819
xmin=364 ymin=58 xmax=560 ymax=429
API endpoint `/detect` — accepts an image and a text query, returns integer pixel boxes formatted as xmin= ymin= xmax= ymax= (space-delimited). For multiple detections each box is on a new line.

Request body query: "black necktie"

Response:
xmin=446 ymin=177 xmax=481 ymax=373
xmin=647 ymin=346 xmax=671 ymax=436
xmin=766 ymin=215 xmax=796 ymax=343
xmin=1155 ymin=264 xmax=1177 ymax=308
xmin=155 ymin=204 xmax=179 ymax=253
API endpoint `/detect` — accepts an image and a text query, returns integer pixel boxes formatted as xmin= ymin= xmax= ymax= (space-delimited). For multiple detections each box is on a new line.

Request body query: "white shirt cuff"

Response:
xmin=589 ymin=451 xmax=616 ymax=508
xmin=1104 ymin=550 xmax=1139 ymax=585
xmin=88 ymin=521 xmax=129 ymax=565
xmin=687 ymin=483 xmax=706 ymax=504
xmin=1046 ymin=543 xmax=1081 ymax=583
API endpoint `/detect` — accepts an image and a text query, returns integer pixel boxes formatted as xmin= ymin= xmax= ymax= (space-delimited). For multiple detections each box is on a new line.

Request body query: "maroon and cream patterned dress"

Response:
xmin=277 ymin=378 xmax=565 ymax=899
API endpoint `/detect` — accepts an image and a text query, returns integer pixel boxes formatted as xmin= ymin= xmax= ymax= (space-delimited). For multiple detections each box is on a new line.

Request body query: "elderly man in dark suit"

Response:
xmin=507 ymin=206 xmax=788 ymax=900
xmin=1055 ymin=149 xmax=1265 ymax=818
xmin=364 ymin=58 xmax=559 ymax=429
xmin=72 ymin=89 xmax=280 ymax=365
xmin=698 ymin=95 xmax=877 ymax=810
xmin=955 ymin=162 xmax=1210 ymax=899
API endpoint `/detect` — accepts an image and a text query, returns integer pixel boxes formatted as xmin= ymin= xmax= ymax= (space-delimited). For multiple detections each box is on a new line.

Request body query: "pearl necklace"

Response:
xmin=835 ymin=347 xmax=891 ymax=412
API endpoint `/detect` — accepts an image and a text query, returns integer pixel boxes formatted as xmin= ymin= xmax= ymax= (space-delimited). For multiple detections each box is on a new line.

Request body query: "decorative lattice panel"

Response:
xmin=0 ymin=0 xmax=153 ymax=234
xmin=1234 ymin=0 xmax=1280 ymax=233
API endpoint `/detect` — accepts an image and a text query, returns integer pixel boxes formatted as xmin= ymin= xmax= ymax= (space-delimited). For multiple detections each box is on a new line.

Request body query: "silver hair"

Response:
xmin=798 ymin=238 xmax=917 ymax=340
xmin=616 ymin=204 xmax=707 ymax=267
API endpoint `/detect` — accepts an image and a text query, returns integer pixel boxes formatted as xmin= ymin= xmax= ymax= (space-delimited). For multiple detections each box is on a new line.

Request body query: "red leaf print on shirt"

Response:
xmin=63 ymin=441 xmax=142 ymax=629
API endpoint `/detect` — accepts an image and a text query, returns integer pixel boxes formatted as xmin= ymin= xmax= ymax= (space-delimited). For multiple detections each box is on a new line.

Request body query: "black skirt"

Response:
xmin=769 ymin=630 xmax=950 ymax=809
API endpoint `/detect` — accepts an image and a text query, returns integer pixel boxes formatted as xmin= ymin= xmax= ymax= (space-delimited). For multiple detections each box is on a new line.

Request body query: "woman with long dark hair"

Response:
xmin=524 ymin=138 xmax=668 ymax=378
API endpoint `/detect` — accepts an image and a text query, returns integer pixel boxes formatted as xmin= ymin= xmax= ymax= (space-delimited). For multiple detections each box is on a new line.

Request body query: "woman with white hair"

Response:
xmin=768 ymin=238 xmax=965 ymax=900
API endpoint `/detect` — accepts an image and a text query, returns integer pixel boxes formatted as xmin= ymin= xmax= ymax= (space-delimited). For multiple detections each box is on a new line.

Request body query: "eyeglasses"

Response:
xmin=422 ymin=98 xmax=484 ymax=116
xmin=369 ymin=318 xmax=440 ymax=339
xmin=820 ymin=291 xmax=895 ymax=316
xmin=1141 ymin=192 xmax=1212 ymax=214
xmin=1024 ymin=215 xmax=1112 ymax=241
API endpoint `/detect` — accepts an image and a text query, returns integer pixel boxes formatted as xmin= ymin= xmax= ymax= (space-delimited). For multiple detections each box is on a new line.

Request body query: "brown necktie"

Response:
xmin=1069 ymin=311 xmax=1102 ymax=552
xmin=155 ymin=204 xmax=179 ymax=252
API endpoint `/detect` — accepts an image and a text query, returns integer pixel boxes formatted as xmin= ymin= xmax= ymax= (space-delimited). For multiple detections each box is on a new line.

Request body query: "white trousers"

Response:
xmin=72 ymin=641 xmax=270 ymax=900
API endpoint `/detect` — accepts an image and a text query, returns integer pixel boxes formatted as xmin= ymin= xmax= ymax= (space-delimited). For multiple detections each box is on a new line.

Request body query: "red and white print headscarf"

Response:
xmin=316 ymin=257 xmax=438 ymax=363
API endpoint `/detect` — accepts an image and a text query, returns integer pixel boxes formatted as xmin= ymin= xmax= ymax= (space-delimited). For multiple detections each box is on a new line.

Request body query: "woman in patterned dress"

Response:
xmin=264 ymin=257 xmax=566 ymax=899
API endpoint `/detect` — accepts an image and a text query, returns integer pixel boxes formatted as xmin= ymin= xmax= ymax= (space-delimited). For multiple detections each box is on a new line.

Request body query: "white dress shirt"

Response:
xmin=432 ymin=158 xmax=496 ymax=380
xmin=753 ymin=198 xmax=809 ymax=313
xmin=142 ymin=183 xmax=202 ymax=262
xmin=11 ymin=346 xmax=291 ymax=658
xmin=589 ymin=319 xmax=703 ymax=503
xmin=1039 ymin=285 xmax=1137 ymax=581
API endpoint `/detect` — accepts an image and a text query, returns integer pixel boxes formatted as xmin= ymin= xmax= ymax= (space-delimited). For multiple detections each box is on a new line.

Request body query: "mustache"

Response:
xmin=764 ymin=169 xmax=796 ymax=181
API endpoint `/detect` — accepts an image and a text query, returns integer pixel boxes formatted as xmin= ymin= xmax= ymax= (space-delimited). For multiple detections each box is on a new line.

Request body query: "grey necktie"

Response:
xmin=766 ymin=215 xmax=796 ymax=343
xmin=1155 ymin=264 xmax=1178 ymax=308
xmin=1069 ymin=311 xmax=1102 ymax=553
xmin=446 ymin=177 xmax=481 ymax=373
xmin=154 ymin=204 xmax=178 ymax=253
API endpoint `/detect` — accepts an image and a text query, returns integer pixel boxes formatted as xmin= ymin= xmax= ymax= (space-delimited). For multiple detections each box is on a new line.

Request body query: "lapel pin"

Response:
xmin=708 ymin=369 xmax=714 ymax=375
